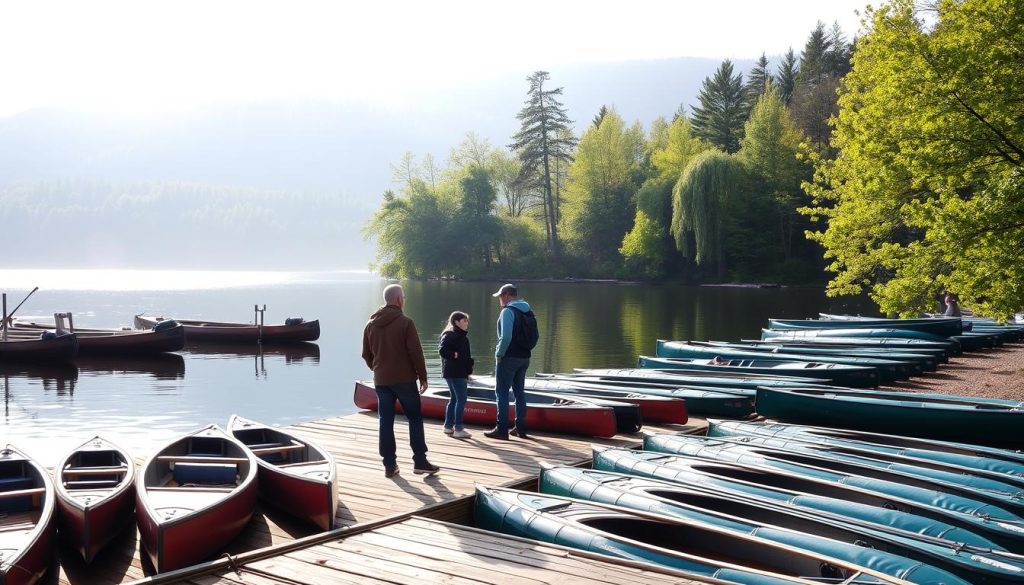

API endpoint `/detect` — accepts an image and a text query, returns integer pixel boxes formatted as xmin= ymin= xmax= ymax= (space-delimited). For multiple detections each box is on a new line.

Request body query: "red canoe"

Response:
xmin=135 ymin=425 xmax=257 ymax=573
xmin=227 ymin=415 xmax=337 ymax=531
xmin=353 ymin=381 xmax=618 ymax=438
xmin=134 ymin=315 xmax=320 ymax=343
xmin=0 ymin=332 xmax=78 ymax=362
xmin=0 ymin=445 xmax=56 ymax=585
xmin=55 ymin=436 xmax=136 ymax=563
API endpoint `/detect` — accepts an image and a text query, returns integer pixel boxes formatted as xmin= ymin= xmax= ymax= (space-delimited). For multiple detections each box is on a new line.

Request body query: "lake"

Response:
xmin=0 ymin=270 xmax=874 ymax=465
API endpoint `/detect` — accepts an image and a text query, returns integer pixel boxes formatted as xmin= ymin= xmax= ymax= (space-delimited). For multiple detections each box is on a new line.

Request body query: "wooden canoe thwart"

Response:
xmin=135 ymin=425 xmax=258 ymax=573
xmin=134 ymin=314 xmax=320 ymax=343
xmin=227 ymin=415 xmax=338 ymax=531
xmin=0 ymin=445 xmax=56 ymax=585
xmin=55 ymin=436 xmax=136 ymax=563
xmin=353 ymin=380 xmax=618 ymax=438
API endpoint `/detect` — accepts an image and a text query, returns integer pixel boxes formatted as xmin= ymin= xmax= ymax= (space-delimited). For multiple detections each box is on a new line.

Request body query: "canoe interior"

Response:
xmin=142 ymin=435 xmax=253 ymax=523
xmin=231 ymin=425 xmax=329 ymax=474
xmin=59 ymin=447 xmax=131 ymax=507
xmin=0 ymin=457 xmax=46 ymax=557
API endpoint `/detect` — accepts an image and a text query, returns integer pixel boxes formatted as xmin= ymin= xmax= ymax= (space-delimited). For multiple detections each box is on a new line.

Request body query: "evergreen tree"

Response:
xmin=797 ymin=21 xmax=830 ymax=87
xmin=689 ymin=59 xmax=747 ymax=153
xmin=592 ymin=105 xmax=610 ymax=128
xmin=744 ymin=53 xmax=773 ymax=107
xmin=776 ymin=48 xmax=799 ymax=105
xmin=825 ymin=21 xmax=853 ymax=78
xmin=509 ymin=71 xmax=578 ymax=262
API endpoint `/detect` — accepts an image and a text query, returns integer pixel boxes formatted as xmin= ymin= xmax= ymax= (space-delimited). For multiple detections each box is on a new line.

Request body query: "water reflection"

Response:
xmin=183 ymin=341 xmax=320 ymax=364
xmin=77 ymin=353 xmax=186 ymax=380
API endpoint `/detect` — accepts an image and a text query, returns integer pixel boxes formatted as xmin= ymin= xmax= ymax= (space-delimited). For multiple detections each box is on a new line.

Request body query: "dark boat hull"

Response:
xmin=135 ymin=315 xmax=319 ymax=343
xmin=0 ymin=446 xmax=56 ymax=585
xmin=0 ymin=333 xmax=78 ymax=362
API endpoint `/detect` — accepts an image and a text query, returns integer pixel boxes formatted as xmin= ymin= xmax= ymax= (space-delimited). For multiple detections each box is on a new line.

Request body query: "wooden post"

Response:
xmin=254 ymin=304 xmax=266 ymax=344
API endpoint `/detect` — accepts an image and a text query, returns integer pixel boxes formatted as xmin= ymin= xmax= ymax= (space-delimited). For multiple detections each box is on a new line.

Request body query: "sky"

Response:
xmin=0 ymin=0 xmax=868 ymax=118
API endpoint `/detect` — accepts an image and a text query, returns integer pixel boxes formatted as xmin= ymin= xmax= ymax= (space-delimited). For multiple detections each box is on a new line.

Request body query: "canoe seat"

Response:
xmin=173 ymin=462 xmax=237 ymax=487
xmin=64 ymin=479 xmax=121 ymax=490
xmin=251 ymin=441 xmax=304 ymax=463
xmin=63 ymin=466 xmax=128 ymax=477
xmin=0 ymin=485 xmax=44 ymax=513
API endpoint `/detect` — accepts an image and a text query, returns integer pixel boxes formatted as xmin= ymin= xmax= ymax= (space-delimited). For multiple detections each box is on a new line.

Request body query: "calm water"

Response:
xmin=0 ymin=270 xmax=874 ymax=465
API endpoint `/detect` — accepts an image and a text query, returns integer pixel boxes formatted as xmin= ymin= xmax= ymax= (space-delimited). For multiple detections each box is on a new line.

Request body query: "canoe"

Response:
xmin=656 ymin=340 xmax=911 ymax=382
xmin=0 ymin=446 xmax=55 ymax=585
xmin=540 ymin=466 xmax=1003 ymax=584
xmin=55 ymin=436 xmax=135 ymax=563
xmin=744 ymin=339 xmax=948 ymax=364
xmin=638 ymin=355 xmax=879 ymax=388
xmin=227 ymin=415 xmax=337 ymax=531
xmin=10 ymin=320 xmax=185 ymax=355
xmin=707 ymin=419 xmax=1024 ymax=487
xmin=573 ymin=367 xmax=827 ymax=385
xmin=591 ymin=447 xmax=1010 ymax=551
xmin=755 ymin=334 xmax=957 ymax=357
xmin=134 ymin=314 xmax=320 ymax=343
xmin=0 ymin=332 xmax=78 ymax=362
xmin=468 ymin=375 xmax=687 ymax=424
xmin=467 ymin=377 xmax=642 ymax=432
xmin=135 ymin=425 xmax=258 ymax=573
xmin=761 ymin=328 xmax=962 ymax=353
xmin=475 ymin=486 xmax=915 ymax=585
xmin=769 ymin=317 xmax=963 ymax=337
xmin=643 ymin=433 xmax=1024 ymax=551
xmin=353 ymin=381 xmax=617 ymax=438
xmin=754 ymin=386 xmax=1024 ymax=448
xmin=535 ymin=374 xmax=755 ymax=417
xmin=707 ymin=340 xmax=939 ymax=371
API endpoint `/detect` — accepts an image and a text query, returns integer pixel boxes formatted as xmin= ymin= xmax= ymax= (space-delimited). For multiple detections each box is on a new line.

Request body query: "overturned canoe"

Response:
xmin=134 ymin=314 xmax=320 ymax=343
xmin=638 ymin=355 xmax=879 ymax=388
xmin=0 ymin=445 xmax=56 ymax=585
xmin=353 ymin=381 xmax=618 ymax=438
xmin=227 ymin=415 xmax=337 ymax=531
xmin=769 ymin=317 xmax=963 ymax=337
xmin=55 ymin=436 xmax=135 ymax=563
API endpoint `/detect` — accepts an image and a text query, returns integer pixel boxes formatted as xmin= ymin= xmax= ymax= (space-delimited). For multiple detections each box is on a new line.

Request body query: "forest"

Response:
xmin=364 ymin=0 xmax=1024 ymax=318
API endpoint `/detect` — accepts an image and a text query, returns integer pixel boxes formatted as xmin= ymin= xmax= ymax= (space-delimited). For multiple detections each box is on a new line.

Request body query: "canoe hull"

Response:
xmin=353 ymin=381 xmax=617 ymax=438
xmin=0 ymin=333 xmax=78 ymax=362
xmin=0 ymin=446 xmax=56 ymax=585
xmin=135 ymin=315 xmax=319 ymax=343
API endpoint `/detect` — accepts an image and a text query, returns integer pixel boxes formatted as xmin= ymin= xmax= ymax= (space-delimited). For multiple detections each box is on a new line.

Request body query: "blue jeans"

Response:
xmin=375 ymin=383 xmax=429 ymax=468
xmin=443 ymin=377 xmax=468 ymax=430
xmin=494 ymin=356 xmax=529 ymax=433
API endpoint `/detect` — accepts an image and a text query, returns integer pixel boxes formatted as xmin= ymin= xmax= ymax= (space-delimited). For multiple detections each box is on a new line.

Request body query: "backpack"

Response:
xmin=509 ymin=306 xmax=539 ymax=350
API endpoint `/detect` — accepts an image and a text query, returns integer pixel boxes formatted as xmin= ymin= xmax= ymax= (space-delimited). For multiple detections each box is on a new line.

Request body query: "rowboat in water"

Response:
xmin=55 ymin=437 xmax=135 ymax=563
xmin=643 ymin=433 xmax=1024 ymax=551
xmin=540 ymin=466 xmax=1005 ymax=584
xmin=353 ymin=381 xmax=618 ymax=438
xmin=227 ymin=415 xmax=337 ymax=531
xmin=754 ymin=386 xmax=1024 ymax=448
xmin=769 ymin=317 xmax=963 ymax=337
xmin=475 ymin=486 xmax=920 ymax=584
xmin=707 ymin=419 xmax=1024 ymax=486
xmin=135 ymin=425 xmax=258 ymax=573
xmin=0 ymin=446 xmax=55 ymax=585
xmin=10 ymin=317 xmax=185 ymax=355
xmin=0 ymin=332 xmax=78 ymax=362
xmin=638 ymin=355 xmax=879 ymax=387
xmin=134 ymin=314 xmax=320 ymax=343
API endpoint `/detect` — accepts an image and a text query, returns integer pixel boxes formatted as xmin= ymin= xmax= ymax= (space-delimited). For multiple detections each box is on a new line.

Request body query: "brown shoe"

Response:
xmin=484 ymin=427 xmax=509 ymax=440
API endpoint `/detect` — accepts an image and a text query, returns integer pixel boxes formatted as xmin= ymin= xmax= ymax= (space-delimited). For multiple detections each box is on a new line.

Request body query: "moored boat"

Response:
xmin=0 ymin=445 xmax=55 ymax=585
xmin=701 ymin=340 xmax=938 ymax=371
xmin=134 ymin=314 xmax=320 ymax=343
xmin=475 ymin=486 xmax=922 ymax=584
xmin=0 ymin=332 xmax=78 ymax=362
xmin=353 ymin=381 xmax=618 ymax=438
xmin=135 ymin=425 xmax=258 ymax=573
xmin=55 ymin=436 xmax=136 ymax=563
xmin=754 ymin=386 xmax=1024 ymax=448
xmin=638 ymin=355 xmax=879 ymax=387
xmin=227 ymin=415 xmax=337 ymax=531
xmin=10 ymin=317 xmax=185 ymax=355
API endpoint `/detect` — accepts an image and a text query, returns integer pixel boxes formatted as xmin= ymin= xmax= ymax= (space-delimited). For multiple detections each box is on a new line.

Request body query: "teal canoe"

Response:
xmin=760 ymin=328 xmax=962 ymax=354
xmin=638 ymin=355 xmax=879 ymax=388
xmin=592 ymin=447 xmax=1007 ymax=551
xmin=568 ymin=368 xmax=832 ymax=389
xmin=744 ymin=339 xmax=949 ymax=363
xmin=474 ymin=486 xmax=913 ymax=584
xmin=540 ymin=466 xmax=1008 ymax=584
xmin=643 ymin=433 xmax=1024 ymax=552
xmin=706 ymin=340 xmax=939 ymax=371
xmin=754 ymin=386 xmax=1024 ymax=448
xmin=656 ymin=340 xmax=913 ymax=382
xmin=769 ymin=317 xmax=963 ymax=337
xmin=707 ymin=420 xmax=1024 ymax=487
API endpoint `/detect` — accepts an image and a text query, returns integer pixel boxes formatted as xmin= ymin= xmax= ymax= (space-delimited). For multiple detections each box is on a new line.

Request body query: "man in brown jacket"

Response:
xmin=361 ymin=284 xmax=439 ymax=478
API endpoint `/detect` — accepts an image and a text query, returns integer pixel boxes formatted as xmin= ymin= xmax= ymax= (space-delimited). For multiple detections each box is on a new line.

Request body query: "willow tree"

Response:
xmin=671 ymin=150 xmax=744 ymax=278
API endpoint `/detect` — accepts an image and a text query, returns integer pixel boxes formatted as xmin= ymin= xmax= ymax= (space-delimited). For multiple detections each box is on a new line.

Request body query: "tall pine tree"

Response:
xmin=509 ymin=71 xmax=577 ymax=262
xmin=744 ymin=53 xmax=773 ymax=107
xmin=689 ymin=60 xmax=747 ymax=153
xmin=776 ymin=48 xmax=799 ymax=105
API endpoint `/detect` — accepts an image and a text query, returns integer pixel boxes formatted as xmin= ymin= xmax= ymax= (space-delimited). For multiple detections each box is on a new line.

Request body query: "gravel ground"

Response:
xmin=880 ymin=341 xmax=1024 ymax=401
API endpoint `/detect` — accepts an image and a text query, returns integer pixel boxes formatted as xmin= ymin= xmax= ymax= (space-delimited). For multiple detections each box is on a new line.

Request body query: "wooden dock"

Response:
xmin=51 ymin=408 xmax=706 ymax=584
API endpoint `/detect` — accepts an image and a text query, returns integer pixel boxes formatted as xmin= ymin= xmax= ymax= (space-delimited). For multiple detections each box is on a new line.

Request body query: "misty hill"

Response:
xmin=0 ymin=56 xmax=754 ymax=270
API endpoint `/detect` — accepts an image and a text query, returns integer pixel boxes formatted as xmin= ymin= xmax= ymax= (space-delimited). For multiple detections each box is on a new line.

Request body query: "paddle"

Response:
xmin=6 ymin=286 xmax=39 ymax=323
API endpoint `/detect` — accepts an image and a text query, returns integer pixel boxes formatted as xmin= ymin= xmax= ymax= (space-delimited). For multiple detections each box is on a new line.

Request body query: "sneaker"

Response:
xmin=510 ymin=427 xmax=529 ymax=439
xmin=384 ymin=465 xmax=400 ymax=478
xmin=451 ymin=429 xmax=472 ymax=439
xmin=484 ymin=427 xmax=509 ymax=440
xmin=413 ymin=461 xmax=440 ymax=475
xmin=442 ymin=427 xmax=454 ymax=435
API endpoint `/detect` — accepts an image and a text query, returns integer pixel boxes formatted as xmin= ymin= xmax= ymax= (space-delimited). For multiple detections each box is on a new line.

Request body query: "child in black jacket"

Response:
xmin=438 ymin=311 xmax=473 ymax=438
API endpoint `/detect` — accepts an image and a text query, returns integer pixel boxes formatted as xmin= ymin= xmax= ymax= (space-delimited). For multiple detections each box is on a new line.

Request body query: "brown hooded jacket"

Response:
xmin=361 ymin=304 xmax=428 ymax=386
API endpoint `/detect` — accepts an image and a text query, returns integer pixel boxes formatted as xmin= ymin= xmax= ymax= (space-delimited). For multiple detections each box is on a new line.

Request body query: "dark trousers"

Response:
xmin=494 ymin=356 xmax=529 ymax=432
xmin=443 ymin=377 xmax=468 ymax=430
xmin=375 ymin=382 xmax=429 ymax=468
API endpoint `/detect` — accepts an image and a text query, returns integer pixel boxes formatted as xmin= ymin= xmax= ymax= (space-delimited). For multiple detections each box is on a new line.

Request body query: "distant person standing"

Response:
xmin=944 ymin=292 xmax=962 ymax=317
xmin=361 ymin=284 xmax=439 ymax=478
xmin=438 ymin=311 xmax=473 ymax=439
xmin=485 ymin=284 xmax=539 ymax=440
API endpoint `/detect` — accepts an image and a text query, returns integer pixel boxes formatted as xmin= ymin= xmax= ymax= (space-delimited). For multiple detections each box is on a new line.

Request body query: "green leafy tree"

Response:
xmin=651 ymin=116 xmax=712 ymax=180
xmin=690 ymin=60 xmax=747 ymax=153
xmin=620 ymin=176 xmax=675 ymax=277
xmin=509 ymin=71 xmax=578 ymax=263
xmin=671 ymin=150 xmax=745 ymax=277
xmin=776 ymin=48 xmax=799 ymax=105
xmin=804 ymin=0 xmax=1024 ymax=318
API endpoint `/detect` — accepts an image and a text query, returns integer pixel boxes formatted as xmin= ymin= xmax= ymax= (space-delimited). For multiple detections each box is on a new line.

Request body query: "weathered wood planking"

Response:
xmin=54 ymin=409 xmax=704 ymax=584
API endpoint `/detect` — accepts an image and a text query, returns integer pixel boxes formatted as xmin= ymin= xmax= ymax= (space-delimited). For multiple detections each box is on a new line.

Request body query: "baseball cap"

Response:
xmin=491 ymin=283 xmax=517 ymax=297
